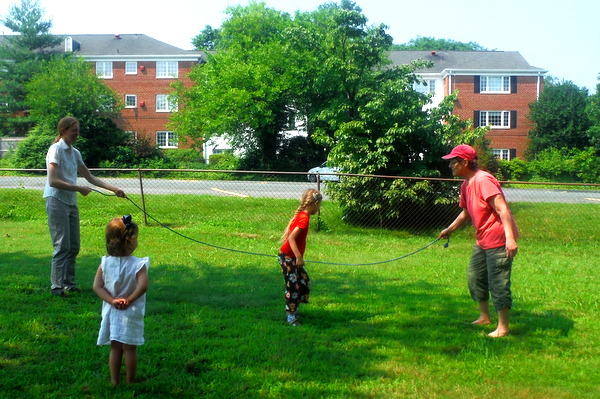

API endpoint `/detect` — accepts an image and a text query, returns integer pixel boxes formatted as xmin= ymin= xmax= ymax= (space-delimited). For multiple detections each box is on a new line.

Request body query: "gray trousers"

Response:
xmin=467 ymin=245 xmax=513 ymax=311
xmin=46 ymin=196 xmax=80 ymax=291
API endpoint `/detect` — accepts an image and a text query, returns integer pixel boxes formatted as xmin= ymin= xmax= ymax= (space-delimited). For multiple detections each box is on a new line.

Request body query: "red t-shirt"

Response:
xmin=459 ymin=170 xmax=508 ymax=249
xmin=279 ymin=211 xmax=310 ymax=257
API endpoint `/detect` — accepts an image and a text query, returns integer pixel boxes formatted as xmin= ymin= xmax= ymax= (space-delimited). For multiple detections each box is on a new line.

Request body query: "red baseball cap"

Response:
xmin=442 ymin=144 xmax=477 ymax=161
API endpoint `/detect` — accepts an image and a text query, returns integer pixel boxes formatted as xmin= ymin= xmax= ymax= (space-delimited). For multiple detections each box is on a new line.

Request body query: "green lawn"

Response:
xmin=0 ymin=189 xmax=599 ymax=398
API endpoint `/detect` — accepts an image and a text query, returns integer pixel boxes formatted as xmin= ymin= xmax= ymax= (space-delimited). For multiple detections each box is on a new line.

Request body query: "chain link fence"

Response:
xmin=1 ymin=168 xmax=599 ymax=235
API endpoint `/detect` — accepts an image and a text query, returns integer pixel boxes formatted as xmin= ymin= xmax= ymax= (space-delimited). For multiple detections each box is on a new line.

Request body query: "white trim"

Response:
xmin=84 ymin=55 xmax=201 ymax=62
xmin=442 ymin=69 xmax=547 ymax=77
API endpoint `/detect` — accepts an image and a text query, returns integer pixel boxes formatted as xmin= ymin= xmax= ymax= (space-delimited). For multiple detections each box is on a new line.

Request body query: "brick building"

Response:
xmin=60 ymin=34 xmax=204 ymax=148
xmin=389 ymin=51 xmax=546 ymax=159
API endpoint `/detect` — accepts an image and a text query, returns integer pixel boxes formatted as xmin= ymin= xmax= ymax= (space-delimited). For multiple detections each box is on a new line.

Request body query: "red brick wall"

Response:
xmin=99 ymin=60 xmax=197 ymax=145
xmin=446 ymin=75 xmax=542 ymax=158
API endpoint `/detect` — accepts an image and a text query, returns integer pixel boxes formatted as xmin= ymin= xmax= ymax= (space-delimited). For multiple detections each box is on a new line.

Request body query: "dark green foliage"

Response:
xmin=8 ymin=125 xmax=53 ymax=168
xmin=99 ymin=137 xmax=176 ymax=169
xmin=498 ymin=147 xmax=600 ymax=183
xmin=527 ymin=80 xmax=592 ymax=158
xmin=192 ymin=25 xmax=221 ymax=51
xmin=0 ymin=0 xmax=62 ymax=136
xmin=392 ymin=36 xmax=488 ymax=51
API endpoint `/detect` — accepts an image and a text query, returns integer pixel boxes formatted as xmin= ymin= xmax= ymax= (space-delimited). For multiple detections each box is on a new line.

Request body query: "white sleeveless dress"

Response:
xmin=97 ymin=255 xmax=149 ymax=346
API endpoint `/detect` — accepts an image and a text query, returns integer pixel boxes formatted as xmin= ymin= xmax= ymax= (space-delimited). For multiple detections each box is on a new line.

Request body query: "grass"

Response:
xmin=0 ymin=189 xmax=599 ymax=398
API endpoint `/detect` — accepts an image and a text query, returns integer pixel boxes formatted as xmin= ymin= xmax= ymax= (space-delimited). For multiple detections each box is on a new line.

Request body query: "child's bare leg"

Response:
xmin=109 ymin=341 xmax=124 ymax=386
xmin=123 ymin=344 xmax=138 ymax=384
xmin=472 ymin=301 xmax=492 ymax=325
xmin=488 ymin=307 xmax=510 ymax=337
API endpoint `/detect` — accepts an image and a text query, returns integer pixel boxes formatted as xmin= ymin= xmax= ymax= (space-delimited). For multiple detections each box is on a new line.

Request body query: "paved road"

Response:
xmin=1 ymin=176 xmax=599 ymax=203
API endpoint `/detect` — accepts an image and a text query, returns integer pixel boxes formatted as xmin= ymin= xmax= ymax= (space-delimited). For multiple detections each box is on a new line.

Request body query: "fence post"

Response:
xmin=137 ymin=169 xmax=148 ymax=225
xmin=316 ymin=174 xmax=321 ymax=232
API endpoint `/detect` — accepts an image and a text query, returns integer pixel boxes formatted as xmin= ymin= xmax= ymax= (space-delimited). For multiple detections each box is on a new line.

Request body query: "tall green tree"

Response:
xmin=11 ymin=56 xmax=125 ymax=168
xmin=173 ymin=1 xmax=299 ymax=170
xmin=392 ymin=36 xmax=488 ymax=51
xmin=527 ymin=79 xmax=592 ymax=159
xmin=586 ymin=76 xmax=600 ymax=148
xmin=0 ymin=0 xmax=61 ymax=136
xmin=290 ymin=1 xmax=485 ymax=227
xmin=192 ymin=25 xmax=221 ymax=51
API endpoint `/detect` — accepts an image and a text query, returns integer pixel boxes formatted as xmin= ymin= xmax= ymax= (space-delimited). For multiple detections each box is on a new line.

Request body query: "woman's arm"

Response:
xmin=78 ymin=164 xmax=126 ymax=197
xmin=48 ymin=163 xmax=92 ymax=196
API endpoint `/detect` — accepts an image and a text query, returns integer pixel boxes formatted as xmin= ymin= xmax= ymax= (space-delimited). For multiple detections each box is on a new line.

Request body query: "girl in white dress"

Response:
xmin=93 ymin=215 xmax=149 ymax=385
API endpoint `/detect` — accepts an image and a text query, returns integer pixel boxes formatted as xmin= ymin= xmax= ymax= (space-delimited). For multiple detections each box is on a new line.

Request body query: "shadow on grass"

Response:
xmin=0 ymin=251 xmax=578 ymax=398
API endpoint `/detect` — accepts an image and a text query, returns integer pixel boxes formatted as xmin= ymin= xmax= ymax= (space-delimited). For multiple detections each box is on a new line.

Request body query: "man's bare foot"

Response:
xmin=488 ymin=329 xmax=510 ymax=338
xmin=471 ymin=317 xmax=492 ymax=325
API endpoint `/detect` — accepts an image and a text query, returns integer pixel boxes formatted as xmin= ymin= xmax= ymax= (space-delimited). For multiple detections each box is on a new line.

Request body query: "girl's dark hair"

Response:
xmin=105 ymin=215 xmax=139 ymax=256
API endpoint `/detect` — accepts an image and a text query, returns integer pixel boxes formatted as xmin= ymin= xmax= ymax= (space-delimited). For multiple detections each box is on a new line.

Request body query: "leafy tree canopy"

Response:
xmin=0 ymin=0 xmax=62 ymax=136
xmin=392 ymin=36 xmax=488 ymax=51
xmin=12 ymin=56 xmax=126 ymax=168
xmin=192 ymin=25 xmax=221 ymax=51
xmin=585 ymin=75 xmax=600 ymax=148
xmin=527 ymin=79 xmax=592 ymax=159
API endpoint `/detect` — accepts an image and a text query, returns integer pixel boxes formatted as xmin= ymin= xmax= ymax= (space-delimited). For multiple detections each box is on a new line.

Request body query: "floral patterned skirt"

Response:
xmin=278 ymin=252 xmax=310 ymax=312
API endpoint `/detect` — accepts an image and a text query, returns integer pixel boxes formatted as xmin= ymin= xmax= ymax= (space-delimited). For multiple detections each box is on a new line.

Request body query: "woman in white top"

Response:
xmin=43 ymin=116 xmax=126 ymax=296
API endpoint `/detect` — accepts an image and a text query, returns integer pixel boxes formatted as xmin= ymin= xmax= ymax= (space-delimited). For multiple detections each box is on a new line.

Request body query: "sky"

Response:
xmin=1 ymin=0 xmax=598 ymax=93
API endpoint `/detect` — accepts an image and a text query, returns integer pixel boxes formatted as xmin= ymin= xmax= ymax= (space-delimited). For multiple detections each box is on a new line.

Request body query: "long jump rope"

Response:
xmin=91 ymin=188 xmax=449 ymax=266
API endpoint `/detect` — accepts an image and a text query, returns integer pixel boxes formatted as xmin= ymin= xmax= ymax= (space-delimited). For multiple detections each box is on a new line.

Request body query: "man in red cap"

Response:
xmin=439 ymin=144 xmax=519 ymax=337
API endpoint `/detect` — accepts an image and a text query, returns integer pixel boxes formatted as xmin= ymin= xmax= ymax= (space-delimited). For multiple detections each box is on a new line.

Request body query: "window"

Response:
xmin=156 ymin=131 xmax=178 ymax=148
xmin=156 ymin=94 xmax=178 ymax=112
xmin=414 ymin=79 xmax=436 ymax=95
xmin=156 ymin=61 xmax=178 ymax=78
xmin=96 ymin=61 xmax=113 ymax=78
xmin=480 ymin=76 xmax=510 ymax=93
xmin=479 ymin=111 xmax=510 ymax=128
xmin=125 ymin=95 xmax=137 ymax=108
xmin=125 ymin=62 xmax=138 ymax=74
xmin=492 ymin=149 xmax=511 ymax=160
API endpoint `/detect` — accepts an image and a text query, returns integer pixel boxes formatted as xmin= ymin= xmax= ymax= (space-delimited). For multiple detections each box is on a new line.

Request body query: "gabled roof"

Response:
xmin=57 ymin=34 xmax=205 ymax=61
xmin=389 ymin=50 xmax=546 ymax=75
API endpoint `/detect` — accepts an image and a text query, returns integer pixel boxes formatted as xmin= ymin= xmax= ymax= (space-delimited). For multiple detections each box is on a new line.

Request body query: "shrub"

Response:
xmin=528 ymin=147 xmax=600 ymax=183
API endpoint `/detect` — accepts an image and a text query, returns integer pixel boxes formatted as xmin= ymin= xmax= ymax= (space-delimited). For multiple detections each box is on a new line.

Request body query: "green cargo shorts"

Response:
xmin=467 ymin=245 xmax=513 ymax=311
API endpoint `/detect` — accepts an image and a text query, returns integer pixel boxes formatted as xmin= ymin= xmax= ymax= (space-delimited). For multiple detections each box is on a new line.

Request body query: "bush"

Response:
xmin=7 ymin=128 xmax=54 ymax=169
xmin=528 ymin=147 xmax=600 ymax=183
xmin=328 ymin=176 xmax=460 ymax=230
xmin=208 ymin=152 xmax=240 ymax=170
xmin=498 ymin=147 xmax=600 ymax=183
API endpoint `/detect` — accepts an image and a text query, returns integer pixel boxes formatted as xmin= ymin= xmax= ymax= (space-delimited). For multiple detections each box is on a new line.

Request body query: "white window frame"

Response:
xmin=156 ymin=94 xmax=178 ymax=112
xmin=414 ymin=79 xmax=436 ymax=95
xmin=156 ymin=131 xmax=178 ymax=148
xmin=96 ymin=61 xmax=113 ymax=79
xmin=125 ymin=61 xmax=138 ymax=75
xmin=156 ymin=61 xmax=178 ymax=78
xmin=125 ymin=95 xmax=137 ymax=108
xmin=480 ymin=110 xmax=510 ymax=129
xmin=480 ymin=75 xmax=510 ymax=93
xmin=492 ymin=149 xmax=511 ymax=161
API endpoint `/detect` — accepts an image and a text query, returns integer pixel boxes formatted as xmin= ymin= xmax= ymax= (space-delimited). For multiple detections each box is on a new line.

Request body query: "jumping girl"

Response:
xmin=93 ymin=215 xmax=149 ymax=385
xmin=278 ymin=188 xmax=323 ymax=326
